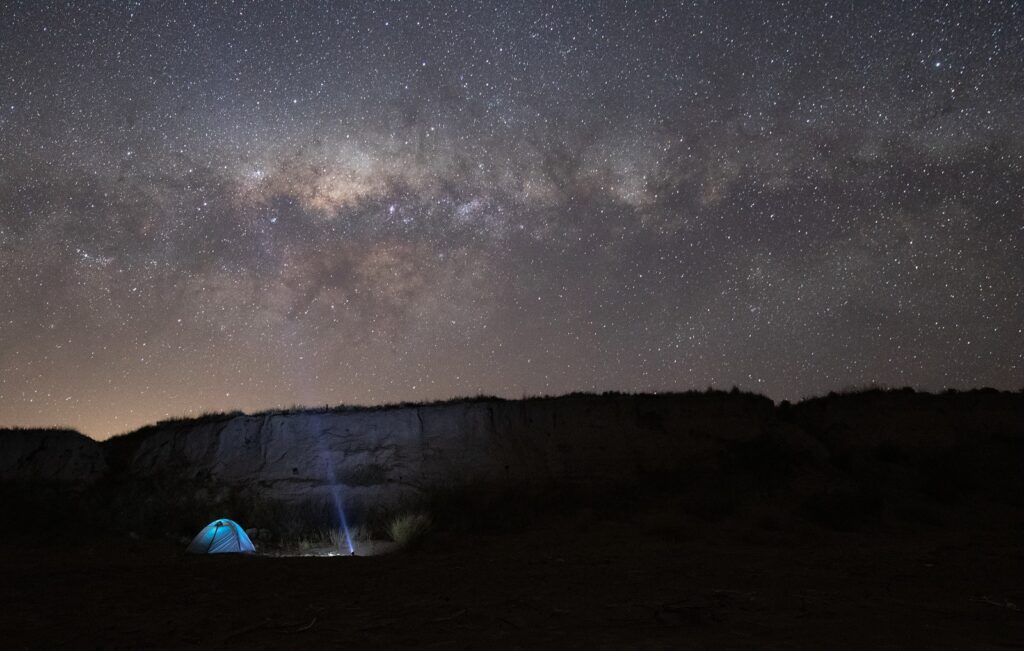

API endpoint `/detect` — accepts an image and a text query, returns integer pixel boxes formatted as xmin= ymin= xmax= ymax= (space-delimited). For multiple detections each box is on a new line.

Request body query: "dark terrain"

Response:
xmin=2 ymin=505 xmax=1021 ymax=649
xmin=1 ymin=389 xmax=1022 ymax=649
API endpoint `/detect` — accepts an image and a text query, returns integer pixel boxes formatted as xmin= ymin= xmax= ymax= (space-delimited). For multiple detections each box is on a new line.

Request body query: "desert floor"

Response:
xmin=2 ymin=504 xmax=1021 ymax=649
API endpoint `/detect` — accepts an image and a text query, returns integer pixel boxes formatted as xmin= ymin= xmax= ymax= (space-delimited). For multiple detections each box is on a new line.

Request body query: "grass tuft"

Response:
xmin=387 ymin=512 xmax=433 ymax=547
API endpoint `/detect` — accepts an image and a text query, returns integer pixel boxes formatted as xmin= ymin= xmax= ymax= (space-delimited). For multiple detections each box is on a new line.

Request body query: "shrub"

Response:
xmin=387 ymin=512 xmax=433 ymax=547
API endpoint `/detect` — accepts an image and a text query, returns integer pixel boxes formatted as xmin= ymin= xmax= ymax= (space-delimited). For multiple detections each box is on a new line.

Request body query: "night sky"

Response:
xmin=1 ymin=2 xmax=1021 ymax=439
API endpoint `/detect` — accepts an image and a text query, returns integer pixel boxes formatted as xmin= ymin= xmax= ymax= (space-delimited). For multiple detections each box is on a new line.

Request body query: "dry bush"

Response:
xmin=387 ymin=512 xmax=433 ymax=547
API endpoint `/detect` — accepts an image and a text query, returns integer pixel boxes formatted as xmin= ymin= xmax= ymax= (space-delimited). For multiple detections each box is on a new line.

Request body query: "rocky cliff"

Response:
xmin=104 ymin=392 xmax=775 ymax=511
xmin=0 ymin=428 xmax=108 ymax=483
xmin=3 ymin=390 xmax=1022 ymax=523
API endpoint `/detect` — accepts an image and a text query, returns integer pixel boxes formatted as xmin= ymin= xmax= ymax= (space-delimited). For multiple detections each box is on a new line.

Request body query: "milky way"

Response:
xmin=1 ymin=2 xmax=1021 ymax=438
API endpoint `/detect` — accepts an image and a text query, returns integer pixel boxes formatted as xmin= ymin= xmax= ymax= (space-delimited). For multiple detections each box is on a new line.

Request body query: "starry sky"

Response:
xmin=1 ymin=1 xmax=1022 ymax=439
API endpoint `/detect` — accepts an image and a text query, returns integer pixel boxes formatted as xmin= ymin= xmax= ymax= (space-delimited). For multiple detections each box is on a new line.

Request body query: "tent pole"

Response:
xmin=206 ymin=522 xmax=221 ymax=553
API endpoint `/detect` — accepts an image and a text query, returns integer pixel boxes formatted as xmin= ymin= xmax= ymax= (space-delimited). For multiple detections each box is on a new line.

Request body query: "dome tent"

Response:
xmin=186 ymin=519 xmax=256 ymax=554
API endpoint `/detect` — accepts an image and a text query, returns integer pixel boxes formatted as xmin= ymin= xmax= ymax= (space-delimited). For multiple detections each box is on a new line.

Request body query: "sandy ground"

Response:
xmin=2 ymin=507 xmax=1022 ymax=649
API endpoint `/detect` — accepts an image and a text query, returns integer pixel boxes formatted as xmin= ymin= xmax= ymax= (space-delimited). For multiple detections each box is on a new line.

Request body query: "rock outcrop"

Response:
xmin=789 ymin=389 xmax=1024 ymax=451
xmin=110 ymin=392 xmax=775 ymax=510
xmin=0 ymin=428 xmax=107 ymax=483
xmin=3 ymin=390 xmax=1022 ymax=524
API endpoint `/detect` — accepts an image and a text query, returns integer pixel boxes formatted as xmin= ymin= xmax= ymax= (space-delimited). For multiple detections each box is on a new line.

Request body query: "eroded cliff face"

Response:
xmin=5 ymin=391 xmax=1021 ymax=520
xmin=114 ymin=393 xmax=775 ymax=509
xmin=0 ymin=428 xmax=107 ymax=483
xmin=789 ymin=390 xmax=1024 ymax=451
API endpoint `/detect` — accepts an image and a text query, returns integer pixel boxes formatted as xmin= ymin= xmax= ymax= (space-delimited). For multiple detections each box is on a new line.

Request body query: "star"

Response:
xmin=0 ymin=1 xmax=1019 ymax=438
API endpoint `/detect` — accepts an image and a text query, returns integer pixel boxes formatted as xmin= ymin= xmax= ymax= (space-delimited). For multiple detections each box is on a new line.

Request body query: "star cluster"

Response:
xmin=1 ymin=1 xmax=1021 ymax=438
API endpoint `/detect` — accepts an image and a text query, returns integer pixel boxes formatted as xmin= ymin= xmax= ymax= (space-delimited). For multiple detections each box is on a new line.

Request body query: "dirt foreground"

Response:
xmin=2 ymin=505 xmax=1021 ymax=650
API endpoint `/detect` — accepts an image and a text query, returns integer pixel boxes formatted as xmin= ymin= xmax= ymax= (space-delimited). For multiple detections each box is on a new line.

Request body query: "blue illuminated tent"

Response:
xmin=186 ymin=518 xmax=256 ymax=554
